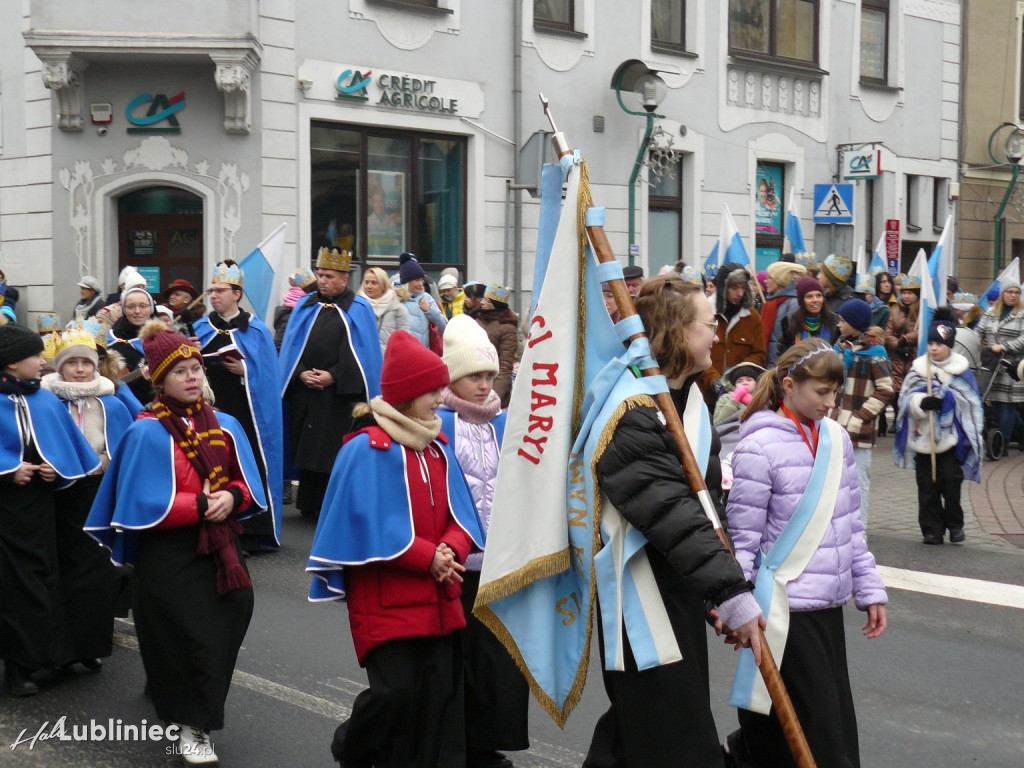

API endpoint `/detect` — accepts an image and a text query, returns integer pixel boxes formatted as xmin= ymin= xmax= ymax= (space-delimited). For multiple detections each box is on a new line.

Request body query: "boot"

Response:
xmin=4 ymin=662 xmax=39 ymax=697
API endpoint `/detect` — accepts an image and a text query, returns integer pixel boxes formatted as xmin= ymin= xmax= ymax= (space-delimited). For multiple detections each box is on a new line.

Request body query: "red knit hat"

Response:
xmin=140 ymin=319 xmax=202 ymax=385
xmin=380 ymin=330 xmax=449 ymax=405
xmin=796 ymin=276 xmax=824 ymax=305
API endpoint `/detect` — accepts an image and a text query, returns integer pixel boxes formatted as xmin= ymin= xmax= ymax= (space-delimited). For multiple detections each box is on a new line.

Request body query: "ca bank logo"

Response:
xmin=126 ymin=92 xmax=185 ymax=134
xmin=336 ymin=69 xmax=372 ymax=102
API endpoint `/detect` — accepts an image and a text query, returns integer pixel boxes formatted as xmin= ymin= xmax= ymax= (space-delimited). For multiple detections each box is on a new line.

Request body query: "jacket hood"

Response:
xmin=738 ymin=408 xmax=794 ymax=439
xmin=715 ymin=262 xmax=753 ymax=314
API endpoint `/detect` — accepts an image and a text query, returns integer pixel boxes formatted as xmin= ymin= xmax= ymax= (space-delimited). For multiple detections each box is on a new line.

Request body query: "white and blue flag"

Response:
xmin=238 ymin=223 xmax=287 ymax=322
xmin=784 ymin=186 xmax=806 ymax=257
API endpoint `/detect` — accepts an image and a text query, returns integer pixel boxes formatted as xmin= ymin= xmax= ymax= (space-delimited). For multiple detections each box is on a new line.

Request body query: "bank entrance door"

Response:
xmin=117 ymin=187 xmax=203 ymax=297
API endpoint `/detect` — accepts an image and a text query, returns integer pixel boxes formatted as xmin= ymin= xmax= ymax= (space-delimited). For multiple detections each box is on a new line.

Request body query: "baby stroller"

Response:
xmin=954 ymin=327 xmax=1005 ymax=459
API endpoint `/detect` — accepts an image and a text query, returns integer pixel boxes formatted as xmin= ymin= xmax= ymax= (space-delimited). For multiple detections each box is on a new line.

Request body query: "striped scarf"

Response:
xmin=151 ymin=395 xmax=250 ymax=594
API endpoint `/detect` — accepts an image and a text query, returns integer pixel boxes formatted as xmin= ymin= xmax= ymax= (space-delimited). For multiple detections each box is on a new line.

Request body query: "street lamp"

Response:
xmin=987 ymin=121 xmax=1024 ymax=279
xmin=611 ymin=60 xmax=668 ymax=265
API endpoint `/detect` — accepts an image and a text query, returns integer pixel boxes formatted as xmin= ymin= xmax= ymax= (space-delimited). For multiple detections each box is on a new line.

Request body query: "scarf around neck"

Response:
xmin=42 ymin=371 xmax=115 ymax=402
xmin=441 ymin=388 xmax=501 ymax=425
xmin=150 ymin=395 xmax=251 ymax=595
xmin=361 ymin=289 xmax=399 ymax=318
xmin=0 ymin=372 xmax=41 ymax=395
xmin=370 ymin=396 xmax=441 ymax=451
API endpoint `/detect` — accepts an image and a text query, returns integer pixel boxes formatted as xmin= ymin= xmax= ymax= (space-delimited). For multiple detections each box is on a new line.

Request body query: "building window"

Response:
xmin=932 ymin=177 xmax=947 ymax=230
xmin=311 ymin=122 xmax=466 ymax=271
xmin=905 ymin=174 xmax=920 ymax=232
xmin=728 ymin=0 xmax=819 ymax=66
xmin=534 ymin=0 xmax=574 ymax=33
xmin=755 ymin=162 xmax=785 ymax=269
xmin=647 ymin=157 xmax=682 ymax=274
xmin=860 ymin=0 xmax=889 ymax=83
xmin=652 ymin=0 xmax=686 ymax=52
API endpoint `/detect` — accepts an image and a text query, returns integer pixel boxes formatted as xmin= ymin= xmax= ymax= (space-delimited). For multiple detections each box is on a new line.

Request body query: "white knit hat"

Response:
xmin=442 ymin=314 xmax=498 ymax=382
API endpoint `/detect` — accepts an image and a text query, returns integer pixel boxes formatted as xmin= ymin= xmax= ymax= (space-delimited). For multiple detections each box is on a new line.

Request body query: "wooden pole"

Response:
xmin=539 ymin=96 xmax=817 ymax=768
xmin=926 ymin=353 xmax=937 ymax=482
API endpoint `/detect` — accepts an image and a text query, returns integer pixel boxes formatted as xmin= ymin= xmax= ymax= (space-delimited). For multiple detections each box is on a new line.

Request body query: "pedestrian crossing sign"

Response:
xmin=813 ymin=184 xmax=854 ymax=224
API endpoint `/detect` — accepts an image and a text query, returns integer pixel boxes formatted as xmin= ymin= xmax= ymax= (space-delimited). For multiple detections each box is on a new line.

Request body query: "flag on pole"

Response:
xmin=475 ymin=155 xmax=622 ymax=726
xmin=855 ymin=244 xmax=867 ymax=279
xmin=978 ymin=257 xmax=1021 ymax=310
xmin=704 ymin=205 xmax=750 ymax=273
xmin=870 ymin=231 xmax=888 ymax=275
xmin=784 ymin=187 xmax=806 ymax=257
xmin=238 ymin=223 xmax=287 ymax=322
xmin=911 ymin=248 xmax=937 ymax=357
xmin=928 ymin=214 xmax=953 ymax=305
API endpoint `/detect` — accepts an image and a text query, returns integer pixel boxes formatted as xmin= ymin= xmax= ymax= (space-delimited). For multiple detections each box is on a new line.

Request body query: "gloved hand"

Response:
xmin=731 ymin=384 xmax=752 ymax=404
xmin=1000 ymin=358 xmax=1021 ymax=382
xmin=920 ymin=395 xmax=943 ymax=412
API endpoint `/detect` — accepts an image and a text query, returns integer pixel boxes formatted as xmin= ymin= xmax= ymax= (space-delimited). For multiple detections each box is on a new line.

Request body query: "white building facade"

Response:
xmin=0 ymin=0 xmax=960 ymax=322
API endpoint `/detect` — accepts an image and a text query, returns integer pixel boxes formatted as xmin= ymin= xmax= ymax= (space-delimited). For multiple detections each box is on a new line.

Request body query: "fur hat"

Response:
xmin=140 ymin=319 xmax=202 ymax=385
xmin=838 ymin=299 xmax=872 ymax=333
xmin=0 ymin=322 xmax=44 ymax=369
xmin=380 ymin=330 xmax=449 ymax=405
xmin=796 ymin=276 xmax=824 ymax=305
xmin=820 ymin=254 xmax=853 ymax=288
xmin=399 ymin=258 xmax=426 ymax=285
xmin=927 ymin=306 xmax=958 ymax=349
xmin=442 ymin=315 xmax=498 ymax=382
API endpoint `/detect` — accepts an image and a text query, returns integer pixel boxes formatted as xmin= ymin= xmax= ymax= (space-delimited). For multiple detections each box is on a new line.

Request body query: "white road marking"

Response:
xmin=878 ymin=566 xmax=1024 ymax=609
xmin=112 ymin=623 xmax=582 ymax=767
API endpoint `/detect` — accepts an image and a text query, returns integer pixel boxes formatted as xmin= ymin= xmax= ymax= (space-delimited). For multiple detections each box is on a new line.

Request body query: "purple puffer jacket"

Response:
xmin=726 ymin=409 xmax=887 ymax=611
xmin=443 ymin=409 xmax=501 ymax=572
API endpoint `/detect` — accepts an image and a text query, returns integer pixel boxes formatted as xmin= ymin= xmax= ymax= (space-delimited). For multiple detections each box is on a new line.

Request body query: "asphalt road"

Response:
xmin=2 ymin=512 xmax=1023 ymax=767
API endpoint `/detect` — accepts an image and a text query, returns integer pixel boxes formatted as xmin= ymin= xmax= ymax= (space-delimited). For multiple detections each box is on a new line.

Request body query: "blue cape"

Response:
xmin=195 ymin=314 xmax=284 ymax=548
xmin=278 ymin=294 xmax=383 ymax=400
xmin=114 ymin=382 xmax=144 ymax=417
xmin=438 ymin=407 xmax=507 ymax=450
xmin=306 ymin=428 xmax=485 ymax=602
xmin=0 ymin=388 xmax=101 ymax=484
xmin=84 ymin=411 xmax=268 ymax=566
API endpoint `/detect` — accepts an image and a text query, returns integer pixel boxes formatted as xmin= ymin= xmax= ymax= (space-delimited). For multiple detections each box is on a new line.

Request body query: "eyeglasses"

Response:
xmin=168 ymin=364 xmax=204 ymax=380
xmin=694 ymin=319 xmax=719 ymax=331
xmin=124 ymin=303 xmax=151 ymax=312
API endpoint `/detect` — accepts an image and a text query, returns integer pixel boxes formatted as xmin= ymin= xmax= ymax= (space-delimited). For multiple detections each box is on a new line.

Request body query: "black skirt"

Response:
xmin=460 ymin=569 xmax=530 ymax=753
xmin=0 ymin=477 xmax=65 ymax=670
xmin=132 ymin=526 xmax=253 ymax=731
xmin=736 ymin=606 xmax=860 ymax=768
xmin=336 ymin=634 xmax=466 ymax=768
xmin=53 ymin=474 xmax=120 ymax=663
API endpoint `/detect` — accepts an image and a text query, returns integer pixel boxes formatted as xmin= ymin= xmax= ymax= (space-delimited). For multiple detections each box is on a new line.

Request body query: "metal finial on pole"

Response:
xmin=540 ymin=93 xmax=572 ymax=158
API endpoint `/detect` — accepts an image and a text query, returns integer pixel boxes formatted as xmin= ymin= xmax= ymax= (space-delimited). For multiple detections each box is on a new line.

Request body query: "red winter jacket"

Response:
xmin=344 ymin=430 xmax=474 ymax=665
xmin=145 ymin=416 xmax=253 ymax=529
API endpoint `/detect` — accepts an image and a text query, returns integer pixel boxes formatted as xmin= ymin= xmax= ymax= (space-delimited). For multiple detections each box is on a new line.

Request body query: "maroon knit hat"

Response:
xmin=796 ymin=276 xmax=824 ymax=305
xmin=380 ymin=330 xmax=449 ymax=405
xmin=140 ymin=319 xmax=202 ymax=385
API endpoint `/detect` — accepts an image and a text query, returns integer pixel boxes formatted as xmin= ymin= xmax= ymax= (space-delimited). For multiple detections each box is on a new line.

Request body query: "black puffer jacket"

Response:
xmin=595 ymin=385 xmax=749 ymax=607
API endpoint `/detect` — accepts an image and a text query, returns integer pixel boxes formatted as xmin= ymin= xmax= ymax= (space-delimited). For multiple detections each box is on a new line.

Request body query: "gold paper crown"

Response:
xmin=316 ymin=247 xmax=352 ymax=273
xmin=58 ymin=321 xmax=99 ymax=354
xmin=212 ymin=262 xmax=244 ymax=288
xmin=42 ymin=331 xmax=60 ymax=360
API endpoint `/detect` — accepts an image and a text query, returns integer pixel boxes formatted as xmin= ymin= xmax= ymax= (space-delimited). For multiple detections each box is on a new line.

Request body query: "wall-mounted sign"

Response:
xmin=127 ymin=92 xmax=185 ymax=134
xmin=885 ymin=219 xmax=900 ymax=274
xmin=129 ymin=229 xmax=158 ymax=257
xmin=842 ymin=146 xmax=882 ymax=180
xmin=813 ymin=184 xmax=854 ymax=224
xmin=297 ymin=60 xmax=485 ymax=119
xmin=755 ymin=165 xmax=783 ymax=235
xmin=136 ymin=266 xmax=161 ymax=294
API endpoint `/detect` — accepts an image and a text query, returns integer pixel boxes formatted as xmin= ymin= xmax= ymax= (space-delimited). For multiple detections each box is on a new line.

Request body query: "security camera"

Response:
xmin=97 ymin=126 xmax=108 ymax=136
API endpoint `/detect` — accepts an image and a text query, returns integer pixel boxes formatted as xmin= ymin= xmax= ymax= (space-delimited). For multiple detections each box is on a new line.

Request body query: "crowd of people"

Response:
xmin=0 ymin=245 xmax=1021 ymax=767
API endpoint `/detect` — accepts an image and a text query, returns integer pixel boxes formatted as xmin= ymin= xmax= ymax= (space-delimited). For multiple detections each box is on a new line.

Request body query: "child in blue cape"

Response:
xmin=308 ymin=330 xmax=485 ymax=768
xmin=0 ymin=322 xmax=100 ymax=696
xmin=726 ymin=338 xmax=888 ymax=768
xmin=439 ymin=315 xmax=529 ymax=768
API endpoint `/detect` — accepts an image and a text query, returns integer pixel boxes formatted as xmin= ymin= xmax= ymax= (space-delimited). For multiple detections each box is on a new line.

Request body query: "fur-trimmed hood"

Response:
xmin=715 ymin=262 xmax=753 ymax=314
xmin=910 ymin=350 xmax=968 ymax=378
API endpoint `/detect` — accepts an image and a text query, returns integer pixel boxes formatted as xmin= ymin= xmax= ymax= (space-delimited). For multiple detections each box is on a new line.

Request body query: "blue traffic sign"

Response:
xmin=813 ymin=183 xmax=854 ymax=224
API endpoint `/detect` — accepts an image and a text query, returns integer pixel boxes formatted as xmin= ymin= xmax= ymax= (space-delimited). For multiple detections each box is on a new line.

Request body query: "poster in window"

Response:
xmin=755 ymin=166 xmax=783 ymax=236
xmin=367 ymin=170 xmax=405 ymax=258
xmin=129 ymin=229 xmax=158 ymax=257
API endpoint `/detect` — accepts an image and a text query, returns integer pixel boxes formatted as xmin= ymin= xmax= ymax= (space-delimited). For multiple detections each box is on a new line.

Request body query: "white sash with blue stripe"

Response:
xmin=729 ymin=418 xmax=844 ymax=714
xmin=596 ymin=383 xmax=711 ymax=672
